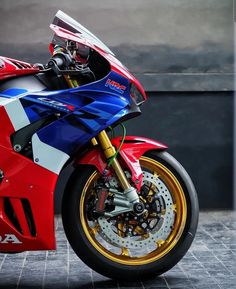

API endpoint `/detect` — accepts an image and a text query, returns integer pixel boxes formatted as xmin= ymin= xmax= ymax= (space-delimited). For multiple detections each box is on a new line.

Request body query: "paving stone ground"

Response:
xmin=0 ymin=211 xmax=236 ymax=289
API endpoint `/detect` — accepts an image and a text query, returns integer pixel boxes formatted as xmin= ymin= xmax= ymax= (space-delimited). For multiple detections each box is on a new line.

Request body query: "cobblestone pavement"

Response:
xmin=0 ymin=211 xmax=236 ymax=289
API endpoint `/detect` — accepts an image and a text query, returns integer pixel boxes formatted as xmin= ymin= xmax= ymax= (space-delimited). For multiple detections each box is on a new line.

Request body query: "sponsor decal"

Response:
xmin=105 ymin=79 xmax=126 ymax=94
xmin=0 ymin=234 xmax=22 ymax=244
xmin=38 ymin=97 xmax=67 ymax=107
xmin=37 ymin=97 xmax=74 ymax=111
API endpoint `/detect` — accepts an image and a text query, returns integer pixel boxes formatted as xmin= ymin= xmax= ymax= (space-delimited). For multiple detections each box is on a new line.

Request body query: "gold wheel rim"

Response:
xmin=80 ymin=156 xmax=187 ymax=265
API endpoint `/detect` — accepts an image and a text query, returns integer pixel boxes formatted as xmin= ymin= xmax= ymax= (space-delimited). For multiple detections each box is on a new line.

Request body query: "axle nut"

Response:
xmin=133 ymin=202 xmax=145 ymax=214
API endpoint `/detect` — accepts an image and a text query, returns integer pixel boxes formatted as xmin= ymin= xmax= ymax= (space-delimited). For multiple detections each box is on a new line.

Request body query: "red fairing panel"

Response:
xmin=0 ymin=105 xmax=57 ymax=252
xmin=78 ymin=136 xmax=167 ymax=191
xmin=0 ymin=56 xmax=39 ymax=81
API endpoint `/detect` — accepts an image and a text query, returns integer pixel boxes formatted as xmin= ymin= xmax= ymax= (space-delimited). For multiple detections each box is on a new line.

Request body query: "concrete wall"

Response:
xmin=0 ymin=0 xmax=233 ymax=91
xmin=0 ymin=1 xmax=234 ymax=210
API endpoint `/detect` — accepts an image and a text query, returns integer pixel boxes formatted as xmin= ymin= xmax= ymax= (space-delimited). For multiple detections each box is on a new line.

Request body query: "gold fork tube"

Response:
xmin=110 ymin=158 xmax=131 ymax=190
xmin=97 ymin=130 xmax=130 ymax=190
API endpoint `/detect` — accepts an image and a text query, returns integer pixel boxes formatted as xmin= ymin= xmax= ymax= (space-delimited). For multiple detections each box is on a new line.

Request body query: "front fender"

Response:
xmin=77 ymin=136 xmax=167 ymax=191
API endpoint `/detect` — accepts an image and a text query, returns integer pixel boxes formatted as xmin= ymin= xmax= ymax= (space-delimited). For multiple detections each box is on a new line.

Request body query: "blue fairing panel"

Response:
xmin=0 ymin=88 xmax=28 ymax=97
xmin=17 ymin=71 xmax=132 ymax=155
xmin=36 ymin=107 xmax=128 ymax=154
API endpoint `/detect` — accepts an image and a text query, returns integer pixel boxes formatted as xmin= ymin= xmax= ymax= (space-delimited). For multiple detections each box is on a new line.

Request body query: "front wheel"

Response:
xmin=62 ymin=151 xmax=199 ymax=281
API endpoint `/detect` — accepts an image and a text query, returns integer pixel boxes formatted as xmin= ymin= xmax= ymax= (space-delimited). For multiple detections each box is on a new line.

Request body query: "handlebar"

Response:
xmin=47 ymin=52 xmax=73 ymax=69
xmin=46 ymin=52 xmax=96 ymax=82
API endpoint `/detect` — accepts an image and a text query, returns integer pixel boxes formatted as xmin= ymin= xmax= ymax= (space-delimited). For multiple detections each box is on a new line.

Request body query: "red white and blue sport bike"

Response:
xmin=0 ymin=11 xmax=198 ymax=280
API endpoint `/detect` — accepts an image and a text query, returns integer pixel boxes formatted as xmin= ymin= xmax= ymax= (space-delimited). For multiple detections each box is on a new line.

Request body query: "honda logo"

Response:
xmin=0 ymin=234 xmax=22 ymax=244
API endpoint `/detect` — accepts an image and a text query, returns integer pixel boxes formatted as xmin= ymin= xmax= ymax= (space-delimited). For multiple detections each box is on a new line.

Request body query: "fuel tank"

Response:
xmin=0 ymin=56 xmax=39 ymax=81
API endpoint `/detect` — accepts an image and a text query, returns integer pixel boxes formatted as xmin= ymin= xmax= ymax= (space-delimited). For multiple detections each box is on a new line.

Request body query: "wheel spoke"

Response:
xmin=161 ymin=208 xmax=166 ymax=215
xmin=118 ymin=222 xmax=125 ymax=237
xmin=157 ymin=239 xmax=165 ymax=248
xmin=134 ymin=225 xmax=145 ymax=235
xmin=172 ymin=203 xmax=177 ymax=213
xmin=141 ymin=233 xmax=150 ymax=240
xmin=90 ymin=224 xmax=100 ymax=236
xmin=121 ymin=247 xmax=129 ymax=256
xmin=147 ymin=171 xmax=160 ymax=196
xmin=153 ymin=171 xmax=160 ymax=178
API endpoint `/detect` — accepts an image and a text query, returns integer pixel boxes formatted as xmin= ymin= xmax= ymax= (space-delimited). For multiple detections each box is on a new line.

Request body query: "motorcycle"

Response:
xmin=0 ymin=10 xmax=198 ymax=280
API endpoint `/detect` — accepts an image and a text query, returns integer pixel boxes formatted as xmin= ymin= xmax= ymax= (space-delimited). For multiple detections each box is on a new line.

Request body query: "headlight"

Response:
xmin=130 ymin=83 xmax=146 ymax=106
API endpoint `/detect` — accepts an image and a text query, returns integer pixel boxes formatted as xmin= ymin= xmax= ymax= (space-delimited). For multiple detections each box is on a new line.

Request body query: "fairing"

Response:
xmin=0 ymin=11 xmax=153 ymax=252
xmin=0 ymin=104 xmax=56 ymax=251
xmin=50 ymin=11 xmax=147 ymax=99
xmin=0 ymin=56 xmax=39 ymax=80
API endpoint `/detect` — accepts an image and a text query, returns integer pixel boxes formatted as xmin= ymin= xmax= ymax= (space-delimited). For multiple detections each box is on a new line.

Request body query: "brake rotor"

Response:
xmin=97 ymin=171 xmax=175 ymax=249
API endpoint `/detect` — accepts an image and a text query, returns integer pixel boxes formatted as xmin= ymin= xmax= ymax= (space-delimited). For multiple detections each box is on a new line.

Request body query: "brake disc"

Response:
xmin=97 ymin=171 xmax=175 ymax=249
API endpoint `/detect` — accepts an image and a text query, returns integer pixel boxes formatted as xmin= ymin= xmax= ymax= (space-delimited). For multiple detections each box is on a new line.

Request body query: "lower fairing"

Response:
xmin=0 ymin=105 xmax=57 ymax=252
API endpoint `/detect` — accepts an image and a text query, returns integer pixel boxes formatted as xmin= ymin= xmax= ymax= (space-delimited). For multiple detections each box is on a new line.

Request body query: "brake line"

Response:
xmin=107 ymin=123 xmax=126 ymax=168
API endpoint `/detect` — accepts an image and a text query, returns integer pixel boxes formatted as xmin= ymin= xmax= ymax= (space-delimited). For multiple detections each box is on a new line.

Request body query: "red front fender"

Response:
xmin=77 ymin=136 xmax=167 ymax=191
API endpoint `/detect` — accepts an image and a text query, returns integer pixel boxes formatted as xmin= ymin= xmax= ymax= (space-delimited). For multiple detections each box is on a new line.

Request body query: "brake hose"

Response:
xmin=107 ymin=123 xmax=126 ymax=168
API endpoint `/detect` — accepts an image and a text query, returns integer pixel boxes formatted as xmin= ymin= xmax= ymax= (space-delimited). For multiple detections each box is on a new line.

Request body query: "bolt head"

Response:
xmin=14 ymin=144 xmax=22 ymax=152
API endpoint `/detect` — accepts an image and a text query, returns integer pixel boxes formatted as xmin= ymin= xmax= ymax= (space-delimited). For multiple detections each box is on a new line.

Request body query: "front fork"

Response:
xmin=96 ymin=131 xmax=130 ymax=190
xmin=91 ymin=131 xmax=145 ymax=215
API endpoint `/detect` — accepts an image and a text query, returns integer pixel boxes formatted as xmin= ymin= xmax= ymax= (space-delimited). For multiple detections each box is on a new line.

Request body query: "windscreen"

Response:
xmin=52 ymin=10 xmax=115 ymax=56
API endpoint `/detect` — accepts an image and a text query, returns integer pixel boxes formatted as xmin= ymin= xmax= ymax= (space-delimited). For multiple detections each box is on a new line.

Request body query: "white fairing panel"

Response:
xmin=4 ymin=99 xmax=30 ymax=131
xmin=0 ymin=96 xmax=69 ymax=175
xmin=32 ymin=134 xmax=70 ymax=174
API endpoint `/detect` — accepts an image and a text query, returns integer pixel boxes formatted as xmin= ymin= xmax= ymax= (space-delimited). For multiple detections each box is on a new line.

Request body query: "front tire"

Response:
xmin=62 ymin=151 xmax=198 ymax=281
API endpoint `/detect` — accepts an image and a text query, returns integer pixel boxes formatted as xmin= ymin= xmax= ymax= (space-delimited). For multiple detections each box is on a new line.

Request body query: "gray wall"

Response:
xmin=0 ymin=1 xmax=234 ymax=210
xmin=0 ymin=0 xmax=233 ymax=91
